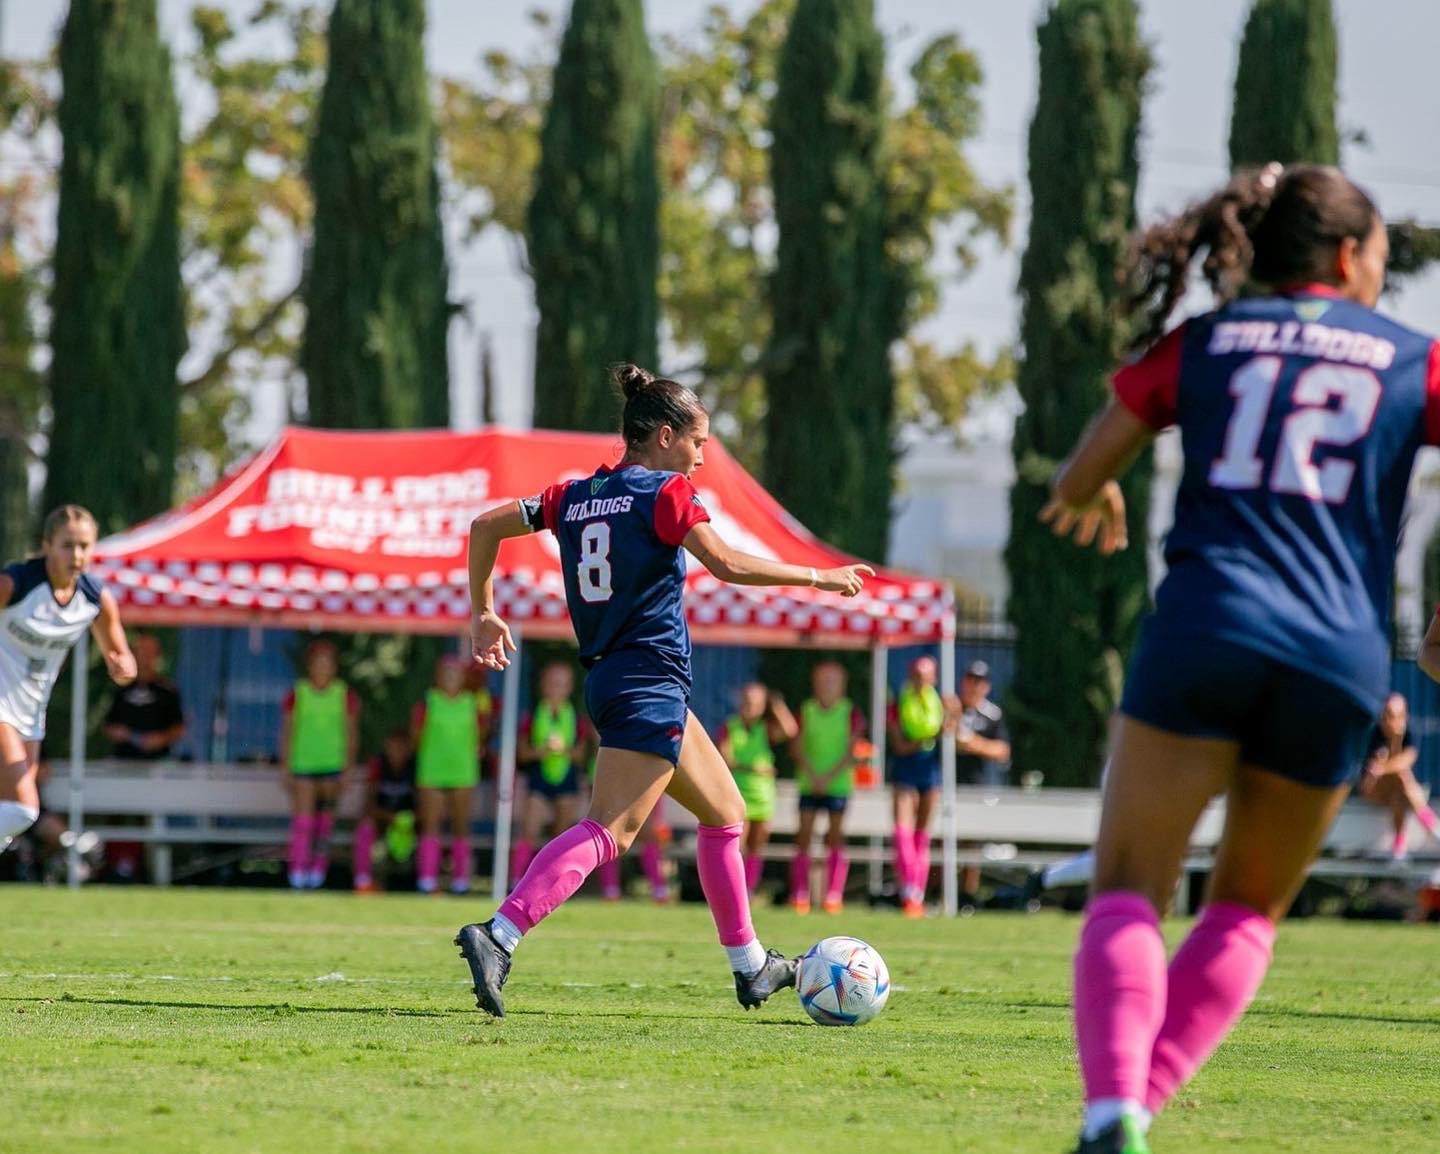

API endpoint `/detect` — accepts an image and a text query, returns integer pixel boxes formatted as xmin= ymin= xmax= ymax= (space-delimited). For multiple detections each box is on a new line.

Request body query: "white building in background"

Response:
xmin=889 ymin=418 xmax=1440 ymax=642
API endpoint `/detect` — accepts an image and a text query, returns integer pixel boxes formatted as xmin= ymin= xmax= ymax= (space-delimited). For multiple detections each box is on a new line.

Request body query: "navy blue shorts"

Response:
xmin=525 ymin=766 xmax=581 ymax=799
xmin=1121 ymin=622 xmax=1377 ymax=789
xmin=891 ymin=751 xmax=941 ymax=793
xmin=584 ymin=650 xmax=689 ymax=766
xmin=799 ymin=793 xmax=850 ymax=815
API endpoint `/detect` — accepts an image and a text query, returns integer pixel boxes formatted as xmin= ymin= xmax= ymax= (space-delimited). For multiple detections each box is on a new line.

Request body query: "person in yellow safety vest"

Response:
xmin=511 ymin=662 xmax=592 ymax=887
xmin=279 ymin=639 xmax=360 ymax=890
xmin=413 ymin=656 xmax=493 ymax=894
xmin=789 ymin=660 xmax=866 ymax=915
xmin=886 ymin=656 xmax=949 ymax=918
xmin=717 ymin=682 xmax=798 ymax=896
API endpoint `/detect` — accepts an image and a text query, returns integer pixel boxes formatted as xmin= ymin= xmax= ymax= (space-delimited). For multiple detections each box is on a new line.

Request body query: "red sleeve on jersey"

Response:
xmin=850 ymin=707 xmax=867 ymax=739
xmin=367 ymin=756 xmax=382 ymax=785
xmin=281 ymin=688 xmax=296 ymax=715
xmin=346 ymin=688 xmax=361 ymax=717
xmin=1424 ymin=341 xmax=1440 ymax=446
xmin=518 ymin=713 xmax=534 ymax=744
xmin=540 ymin=482 xmax=569 ymax=534
xmin=411 ymin=702 xmax=427 ymax=731
xmin=653 ymin=475 xmax=711 ymax=546
xmin=1112 ymin=323 xmax=1186 ymax=430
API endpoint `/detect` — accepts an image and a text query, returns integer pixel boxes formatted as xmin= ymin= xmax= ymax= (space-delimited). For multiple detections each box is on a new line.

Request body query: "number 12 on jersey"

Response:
xmin=1208 ymin=356 xmax=1381 ymax=504
xmin=577 ymin=522 xmax=614 ymax=603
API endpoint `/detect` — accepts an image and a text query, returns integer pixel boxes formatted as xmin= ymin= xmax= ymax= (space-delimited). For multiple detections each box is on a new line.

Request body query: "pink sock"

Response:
xmin=894 ymin=823 xmax=915 ymax=897
xmin=1394 ymin=830 xmax=1409 ymax=857
xmin=1146 ymin=901 xmax=1275 ymax=1114
xmin=696 ymin=823 xmax=754 ymax=947
xmin=790 ymin=851 xmax=811 ymax=904
xmin=825 ymin=848 xmax=849 ymax=904
xmin=744 ymin=853 xmax=764 ymax=894
xmin=451 ymin=836 xmax=472 ymax=887
xmin=1074 ymin=891 xmax=1167 ymax=1104
xmin=498 ymin=819 xmax=618 ymax=935
xmin=911 ymin=827 xmax=931 ymax=899
xmin=352 ymin=819 xmax=376 ymax=884
xmin=417 ymin=835 xmax=442 ymax=888
xmin=311 ymin=813 xmax=334 ymax=874
xmin=287 ymin=814 xmax=315 ymax=880
xmin=599 ymin=857 xmax=622 ymax=898
xmin=641 ymin=842 xmax=668 ymax=899
xmin=511 ymin=839 xmax=535 ymax=884
xmin=1418 ymin=807 xmax=1439 ymax=834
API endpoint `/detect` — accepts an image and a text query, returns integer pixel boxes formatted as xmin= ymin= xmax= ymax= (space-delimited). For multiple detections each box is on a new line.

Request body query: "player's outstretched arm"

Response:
xmin=1040 ymin=401 xmax=1153 ymax=555
xmin=92 ymin=589 xmax=137 ymax=685
xmin=468 ymin=501 xmax=534 ymax=671
xmin=1418 ymin=612 xmax=1440 ymax=683
xmin=682 ymin=522 xmax=873 ymax=597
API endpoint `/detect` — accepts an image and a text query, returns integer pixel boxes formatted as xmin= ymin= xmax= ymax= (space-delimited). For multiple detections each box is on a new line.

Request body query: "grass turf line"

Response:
xmin=4 ymin=888 xmax=1440 ymax=1152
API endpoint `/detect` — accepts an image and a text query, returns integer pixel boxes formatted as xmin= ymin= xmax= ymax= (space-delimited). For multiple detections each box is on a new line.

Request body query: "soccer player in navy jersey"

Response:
xmin=454 ymin=363 xmax=873 ymax=1017
xmin=0 ymin=506 xmax=135 ymax=854
xmin=1042 ymin=164 xmax=1440 ymax=1154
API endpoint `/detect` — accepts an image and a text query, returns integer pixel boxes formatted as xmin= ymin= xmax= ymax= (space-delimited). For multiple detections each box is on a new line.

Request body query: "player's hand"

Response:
xmin=106 ymin=650 xmax=137 ymax=685
xmin=1039 ymin=480 xmax=1128 ymax=554
xmin=818 ymin=564 xmax=875 ymax=597
xmin=471 ymin=610 xmax=517 ymax=671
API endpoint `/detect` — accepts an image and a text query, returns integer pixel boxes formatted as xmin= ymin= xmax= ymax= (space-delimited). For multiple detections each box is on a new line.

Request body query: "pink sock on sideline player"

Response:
xmin=287 ymin=814 xmax=314 ymax=886
xmin=451 ymin=835 xmax=472 ymax=891
xmin=418 ymin=835 xmax=442 ymax=892
xmin=310 ymin=812 xmax=334 ymax=879
xmin=790 ymin=851 xmax=811 ymax=907
xmin=352 ymin=819 xmax=376 ymax=887
xmin=744 ymin=853 xmax=764 ymax=895
xmin=893 ymin=823 xmax=915 ymax=899
xmin=824 ymin=847 xmax=848 ymax=907
xmin=598 ymin=856 xmax=622 ymax=899
xmin=641 ymin=841 xmax=668 ymax=900
xmin=1146 ymin=902 xmax=1275 ymax=1115
xmin=910 ymin=827 xmax=930 ymax=900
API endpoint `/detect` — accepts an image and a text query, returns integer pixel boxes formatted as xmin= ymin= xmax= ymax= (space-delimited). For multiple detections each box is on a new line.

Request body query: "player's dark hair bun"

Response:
xmin=612 ymin=362 xmax=656 ymax=400
xmin=611 ymin=362 xmax=707 ymax=449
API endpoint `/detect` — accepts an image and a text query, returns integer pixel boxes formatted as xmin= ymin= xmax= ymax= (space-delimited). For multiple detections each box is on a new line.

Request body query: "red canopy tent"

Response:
xmin=93 ymin=426 xmax=953 ymax=646
xmin=74 ymin=427 xmax=961 ymax=908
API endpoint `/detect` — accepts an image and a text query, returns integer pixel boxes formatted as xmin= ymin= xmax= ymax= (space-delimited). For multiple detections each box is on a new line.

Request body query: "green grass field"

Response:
xmin=5 ymin=888 xmax=1440 ymax=1153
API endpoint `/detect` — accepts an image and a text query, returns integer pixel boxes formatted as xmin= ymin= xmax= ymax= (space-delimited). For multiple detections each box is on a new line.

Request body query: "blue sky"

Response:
xmin=8 ymin=0 xmax=1440 ymax=441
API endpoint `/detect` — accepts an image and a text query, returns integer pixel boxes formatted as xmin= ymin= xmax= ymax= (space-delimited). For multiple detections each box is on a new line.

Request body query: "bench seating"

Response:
xmin=39 ymin=762 xmax=1434 ymax=898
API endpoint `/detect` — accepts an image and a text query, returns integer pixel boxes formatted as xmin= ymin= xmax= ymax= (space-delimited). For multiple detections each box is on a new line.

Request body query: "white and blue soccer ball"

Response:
xmin=796 ymin=936 xmax=890 ymax=1026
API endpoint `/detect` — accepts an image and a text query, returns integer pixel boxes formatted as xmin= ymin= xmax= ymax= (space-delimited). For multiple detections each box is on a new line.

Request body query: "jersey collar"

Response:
xmin=1276 ymin=282 xmax=1345 ymax=299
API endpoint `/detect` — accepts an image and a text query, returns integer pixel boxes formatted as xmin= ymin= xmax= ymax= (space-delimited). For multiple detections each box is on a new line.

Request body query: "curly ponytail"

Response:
xmin=1125 ymin=163 xmax=1379 ymax=351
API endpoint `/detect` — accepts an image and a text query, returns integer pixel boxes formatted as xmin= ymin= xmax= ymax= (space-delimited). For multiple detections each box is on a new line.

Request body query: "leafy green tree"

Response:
xmin=527 ymin=0 xmax=659 ymax=432
xmin=302 ymin=0 xmax=450 ymax=430
xmin=1229 ymin=0 xmax=1338 ymax=169
xmin=45 ymin=0 xmax=184 ymax=533
xmin=1006 ymin=0 xmax=1152 ymax=787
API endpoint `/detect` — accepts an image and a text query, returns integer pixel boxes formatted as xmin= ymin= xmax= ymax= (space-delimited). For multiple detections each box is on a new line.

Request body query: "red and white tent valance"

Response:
xmin=95 ymin=426 xmax=954 ymax=647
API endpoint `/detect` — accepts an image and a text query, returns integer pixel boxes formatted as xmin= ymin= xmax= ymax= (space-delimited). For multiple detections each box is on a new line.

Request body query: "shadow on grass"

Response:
xmin=0 ymin=994 xmax=448 ymax=1018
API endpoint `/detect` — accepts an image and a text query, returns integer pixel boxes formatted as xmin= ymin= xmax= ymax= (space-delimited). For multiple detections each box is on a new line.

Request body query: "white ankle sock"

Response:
xmin=1082 ymin=1099 xmax=1148 ymax=1140
xmin=725 ymin=938 xmax=766 ymax=977
xmin=489 ymin=912 xmax=522 ymax=954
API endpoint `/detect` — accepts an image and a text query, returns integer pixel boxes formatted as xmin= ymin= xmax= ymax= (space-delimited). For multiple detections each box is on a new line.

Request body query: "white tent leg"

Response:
xmin=868 ymin=644 xmax=888 ymax=896
xmin=940 ymin=633 xmax=958 ymax=916
xmin=491 ymin=625 xmax=523 ymax=902
xmin=66 ymin=631 xmax=89 ymax=890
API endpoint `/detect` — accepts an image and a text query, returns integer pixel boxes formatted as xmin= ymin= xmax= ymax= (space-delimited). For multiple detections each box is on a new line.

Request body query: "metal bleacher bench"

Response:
xmin=41 ymin=761 xmax=1435 ymax=901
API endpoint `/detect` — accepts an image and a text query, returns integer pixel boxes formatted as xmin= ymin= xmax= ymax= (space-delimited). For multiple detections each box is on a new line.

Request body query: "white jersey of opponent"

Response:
xmin=0 ymin=557 xmax=103 ymax=741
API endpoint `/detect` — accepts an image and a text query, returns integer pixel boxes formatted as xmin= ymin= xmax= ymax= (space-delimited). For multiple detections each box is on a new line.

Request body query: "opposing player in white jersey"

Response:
xmin=0 ymin=505 xmax=136 ymax=851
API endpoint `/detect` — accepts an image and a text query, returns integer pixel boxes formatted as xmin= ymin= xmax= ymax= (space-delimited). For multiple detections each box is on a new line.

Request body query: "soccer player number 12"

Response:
xmin=1208 ymin=356 xmax=1381 ymax=504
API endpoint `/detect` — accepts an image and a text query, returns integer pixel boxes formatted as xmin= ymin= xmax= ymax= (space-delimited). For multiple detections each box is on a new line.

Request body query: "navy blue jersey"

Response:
xmin=1116 ymin=285 xmax=1440 ymax=712
xmin=521 ymin=463 xmax=710 ymax=684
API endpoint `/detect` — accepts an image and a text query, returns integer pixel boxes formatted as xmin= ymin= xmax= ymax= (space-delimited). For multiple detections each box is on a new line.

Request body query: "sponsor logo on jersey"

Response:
xmin=590 ymin=475 xmax=611 ymax=496
xmin=1295 ymin=300 xmax=1332 ymax=323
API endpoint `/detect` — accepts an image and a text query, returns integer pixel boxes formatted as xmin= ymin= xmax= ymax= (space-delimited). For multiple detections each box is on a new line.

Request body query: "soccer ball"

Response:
xmin=796 ymin=936 xmax=890 ymax=1026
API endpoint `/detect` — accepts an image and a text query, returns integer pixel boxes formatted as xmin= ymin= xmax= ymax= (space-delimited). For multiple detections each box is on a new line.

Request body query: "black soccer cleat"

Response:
xmin=734 ymin=948 xmax=798 ymax=1010
xmin=1071 ymin=1117 xmax=1151 ymax=1154
xmin=454 ymin=920 xmax=512 ymax=1018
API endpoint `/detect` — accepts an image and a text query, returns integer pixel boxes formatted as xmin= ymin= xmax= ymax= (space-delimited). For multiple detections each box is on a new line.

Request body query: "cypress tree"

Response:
xmin=529 ymin=0 xmax=659 ymax=432
xmin=0 ymin=247 xmax=36 ymax=560
xmin=1229 ymin=0 xmax=1339 ymax=169
xmin=765 ymin=0 xmax=895 ymax=562
xmin=1005 ymin=0 xmax=1151 ymax=787
xmin=46 ymin=0 xmax=183 ymax=533
xmin=303 ymin=0 xmax=449 ymax=429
